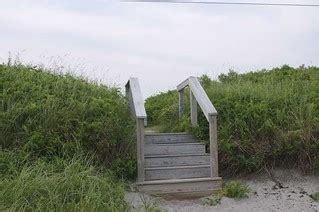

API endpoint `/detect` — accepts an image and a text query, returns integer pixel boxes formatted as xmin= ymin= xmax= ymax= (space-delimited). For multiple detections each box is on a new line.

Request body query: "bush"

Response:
xmin=310 ymin=192 xmax=319 ymax=202
xmin=219 ymin=181 xmax=250 ymax=199
xmin=0 ymin=151 xmax=128 ymax=211
xmin=0 ymin=64 xmax=135 ymax=179
xmin=202 ymin=195 xmax=222 ymax=206
xmin=145 ymin=66 xmax=319 ymax=175
xmin=202 ymin=180 xmax=250 ymax=206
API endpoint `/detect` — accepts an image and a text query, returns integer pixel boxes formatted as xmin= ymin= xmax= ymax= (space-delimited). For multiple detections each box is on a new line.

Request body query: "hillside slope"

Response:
xmin=0 ymin=64 xmax=135 ymax=210
xmin=145 ymin=65 xmax=319 ymax=175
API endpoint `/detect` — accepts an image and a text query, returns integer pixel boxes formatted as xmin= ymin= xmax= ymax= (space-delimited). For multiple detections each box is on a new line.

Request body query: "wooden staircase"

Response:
xmin=139 ymin=133 xmax=222 ymax=197
xmin=126 ymin=77 xmax=222 ymax=198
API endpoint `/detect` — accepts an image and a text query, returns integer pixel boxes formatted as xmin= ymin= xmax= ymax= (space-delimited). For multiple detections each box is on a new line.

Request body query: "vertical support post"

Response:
xmin=178 ymin=89 xmax=185 ymax=119
xmin=136 ymin=118 xmax=145 ymax=182
xmin=209 ymin=115 xmax=218 ymax=178
xmin=125 ymin=84 xmax=129 ymax=99
xmin=190 ymin=90 xmax=198 ymax=127
xmin=125 ymin=84 xmax=134 ymax=118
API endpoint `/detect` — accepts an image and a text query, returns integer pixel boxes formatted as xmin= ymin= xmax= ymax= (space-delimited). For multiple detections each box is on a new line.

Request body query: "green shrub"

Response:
xmin=202 ymin=195 xmax=222 ymax=206
xmin=220 ymin=181 xmax=250 ymax=199
xmin=310 ymin=192 xmax=319 ymax=202
xmin=313 ymin=157 xmax=319 ymax=175
xmin=0 ymin=64 xmax=135 ymax=179
xmin=145 ymin=66 xmax=319 ymax=174
xmin=0 ymin=151 xmax=128 ymax=211
xmin=202 ymin=181 xmax=250 ymax=206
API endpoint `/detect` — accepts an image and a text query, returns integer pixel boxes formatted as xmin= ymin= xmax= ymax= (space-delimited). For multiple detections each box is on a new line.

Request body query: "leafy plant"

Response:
xmin=219 ymin=181 xmax=250 ymax=199
xmin=202 ymin=180 xmax=250 ymax=206
xmin=310 ymin=192 xmax=319 ymax=202
xmin=202 ymin=195 xmax=222 ymax=206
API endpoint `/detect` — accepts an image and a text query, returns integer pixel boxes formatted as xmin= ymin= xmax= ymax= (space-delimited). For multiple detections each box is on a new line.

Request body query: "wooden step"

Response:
xmin=145 ymin=133 xmax=196 ymax=144
xmin=145 ymin=165 xmax=210 ymax=180
xmin=144 ymin=143 xmax=205 ymax=155
xmin=136 ymin=177 xmax=222 ymax=199
xmin=145 ymin=154 xmax=210 ymax=167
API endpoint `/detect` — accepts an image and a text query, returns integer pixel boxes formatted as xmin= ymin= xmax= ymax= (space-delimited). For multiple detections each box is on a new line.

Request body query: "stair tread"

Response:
xmin=145 ymin=132 xmax=190 ymax=136
xmin=145 ymin=143 xmax=203 ymax=146
xmin=137 ymin=177 xmax=221 ymax=185
xmin=145 ymin=165 xmax=210 ymax=170
xmin=145 ymin=153 xmax=209 ymax=158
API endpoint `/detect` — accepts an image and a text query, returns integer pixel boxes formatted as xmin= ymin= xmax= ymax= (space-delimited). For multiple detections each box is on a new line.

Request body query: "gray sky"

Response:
xmin=1 ymin=0 xmax=319 ymax=97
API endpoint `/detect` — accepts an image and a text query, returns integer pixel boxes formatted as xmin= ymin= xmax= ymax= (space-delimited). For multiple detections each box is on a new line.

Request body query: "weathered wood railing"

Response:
xmin=125 ymin=78 xmax=147 ymax=182
xmin=177 ymin=76 xmax=219 ymax=178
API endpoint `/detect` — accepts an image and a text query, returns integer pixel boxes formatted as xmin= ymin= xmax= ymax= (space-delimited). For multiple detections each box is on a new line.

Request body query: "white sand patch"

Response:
xmin=126 ymin=169 xmax=319 ymax=211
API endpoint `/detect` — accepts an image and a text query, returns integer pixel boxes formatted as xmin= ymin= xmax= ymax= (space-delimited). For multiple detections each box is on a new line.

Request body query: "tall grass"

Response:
xmin=0 ymin=151 xmax=128 ymax=211
xmin=0 ymin=63 xmax=136 ymax=179
xmin=145 ymin=65 xmax=319 ymax=175
xmin=0 ymin=63 xmax=137 ymax=210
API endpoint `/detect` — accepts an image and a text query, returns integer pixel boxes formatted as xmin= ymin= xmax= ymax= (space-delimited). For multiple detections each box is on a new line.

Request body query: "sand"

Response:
xmin=126 ymin=169 xmax=319 ymax=211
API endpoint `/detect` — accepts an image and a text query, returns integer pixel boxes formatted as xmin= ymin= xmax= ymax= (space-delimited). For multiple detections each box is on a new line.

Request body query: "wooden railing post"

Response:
xmin=136 ymin=118 xmax=145 ymax=182
xmin=125 ymin=78 xmax=147 ymax=183
xmin=209 ymin=115 xmax=218 ymax=178
xmin=177 ymin=77 xmax=219 ymax=179
xmin=178 ymin=89 xmax=185 ymax=119
xmin=190 ymin=90 xmax=198 ymax=127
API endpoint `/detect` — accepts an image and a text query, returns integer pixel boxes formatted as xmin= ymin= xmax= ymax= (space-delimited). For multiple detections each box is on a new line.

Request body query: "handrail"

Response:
xmin=125 ymin=78 xmax=147 ymax=182
xmin=125 ymin=78 xmax=147 ymax=119
xmin=177 ymin=76 xmax=217 ymax=121
xmin=177 ymin=76 xmax=219 ymax=178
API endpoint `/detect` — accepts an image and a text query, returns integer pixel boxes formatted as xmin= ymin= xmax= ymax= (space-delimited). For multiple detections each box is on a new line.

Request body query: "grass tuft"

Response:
xmin=0 ymin=151 xmax=128 ymax=211
xmin=219 ymin=181 xmax=250 ymax=199
xmin=310 ymin=192 xmax=319 ymax=202
xmin=202 ymin=195 xmax=222 ymax=206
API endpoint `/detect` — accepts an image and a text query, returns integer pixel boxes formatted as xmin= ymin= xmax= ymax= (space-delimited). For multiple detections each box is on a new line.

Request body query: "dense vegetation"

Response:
xmin=145 ymin=65 xmax=319 ymax=175
xmin=0 ymin=151 xmax=127 ymax=211
xmin=1 ymin=62 xmax=318 ymax=210
xmin=0 ymin=64 xmax=135 ymax=210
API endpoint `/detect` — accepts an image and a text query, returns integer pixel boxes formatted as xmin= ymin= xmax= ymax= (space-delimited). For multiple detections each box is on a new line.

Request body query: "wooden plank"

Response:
xmin=209 ymin=115 xmax=218 ymax=178
xmin=190 ymin=90 xmax=198 ymax=127
xmin=152 ymin=190 xmax=219 ymax=200
xmin=125 ymin=83 xmax=135 ymax=118
xmin=145 ymin=165 xmax=210 ymax=180
xmin=175 ymin=77 xmax=221 ymax=180
xmin=145 ymin=132 xmax=190 ymax=135
xmin=126 ymin=78 xmax=147 ymax=183
xmin=144 ymin=143 xmax=205 ymax=155
xmin=178 ymin=89 xmax=185 ymax=118
xmin=176 ymin=78 xmax=190 ymax=91
xmin=145 ymin=133 xmax=195 ymax=144
xmin=127 ymin=78 xmax=147 ymax=119
xmin=145 ymin=154 xmax=210 ymax=167
xmin=137 ymin=177 xmax=222 ymax=195
xmin=188 ymin=77 xmax=217 ymax=121
xmin=137 ymin=118 xmax=145 ymax=182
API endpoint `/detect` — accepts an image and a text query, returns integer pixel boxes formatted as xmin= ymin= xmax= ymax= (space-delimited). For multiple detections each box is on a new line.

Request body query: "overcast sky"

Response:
xmin=1 ymin=0 xmax=319 ymax=97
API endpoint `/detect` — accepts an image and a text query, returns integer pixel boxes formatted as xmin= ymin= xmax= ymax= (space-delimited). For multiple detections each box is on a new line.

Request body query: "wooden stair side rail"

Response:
xmin=126 ymin=78 xmax=147 ymax=182
xmin=177 ymin=77 xmax=219 ymax=178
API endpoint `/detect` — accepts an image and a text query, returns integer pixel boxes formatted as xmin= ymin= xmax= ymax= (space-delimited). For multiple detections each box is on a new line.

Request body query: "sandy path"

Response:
xmin=126 ymin=169 xmax=319 ymax=211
